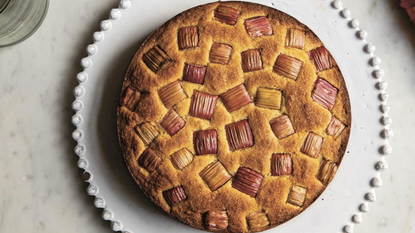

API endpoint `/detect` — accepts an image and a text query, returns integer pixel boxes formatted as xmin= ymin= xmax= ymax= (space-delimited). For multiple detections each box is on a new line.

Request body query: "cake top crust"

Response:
xmin=117 ymin=1 xmax=351 ymax=232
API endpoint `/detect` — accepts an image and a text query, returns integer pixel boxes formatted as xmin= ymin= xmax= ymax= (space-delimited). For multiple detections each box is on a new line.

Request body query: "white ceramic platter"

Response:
xmin=71 ymin=0 xmax=392 ymax=232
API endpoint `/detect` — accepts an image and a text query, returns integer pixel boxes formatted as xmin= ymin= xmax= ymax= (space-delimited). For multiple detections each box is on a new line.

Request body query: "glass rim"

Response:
xmin=0 ymin=0 xmax=50 ymax=48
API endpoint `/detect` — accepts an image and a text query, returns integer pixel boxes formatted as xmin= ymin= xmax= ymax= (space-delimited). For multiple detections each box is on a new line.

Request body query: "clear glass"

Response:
xmin=0 ymin=0 xmax=49 ymax=47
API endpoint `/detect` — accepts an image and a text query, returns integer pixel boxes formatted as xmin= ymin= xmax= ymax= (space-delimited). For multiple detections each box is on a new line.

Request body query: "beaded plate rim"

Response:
xmin=71 ymin=0 xmax=392 ymax=232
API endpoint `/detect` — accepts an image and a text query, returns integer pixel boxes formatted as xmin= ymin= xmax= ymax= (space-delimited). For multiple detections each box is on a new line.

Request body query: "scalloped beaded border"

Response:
xmin=71 ymin=1 xmax=392 ymax=233
xmin=331 ymin=0 xmax=392 ymax=232
xmin=71 ymin=1 xmax=131 ymax=233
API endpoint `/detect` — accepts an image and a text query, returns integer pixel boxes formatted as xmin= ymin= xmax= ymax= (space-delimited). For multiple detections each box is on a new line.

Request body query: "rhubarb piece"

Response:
xmin=311 ymin=78 xmax=338 ymax=111
xmin=120 ymin=86 xmax=141 ymax=111
xmin=287 ymin=185 xmax=306 ymax=207
xmin=160 ymin=109 xmax=186 ymax=136
xmin=143 ymin=45 xmax=170 ymax=73
xmin=300 ymin=132 xmax=323 ymax=158
xmin=255 ymin=87 xmax=282 ymax=110
xmin=209 ymin=42 xmax=233 ymax=65
xmin=135 ymin=122 xmax=160 ymax=145
xmin=178 ymin=26 xmax=198 ymax=50
xmin=309 ymin=46 xmax=336 ymax=72
xmin=170 ymin=148 xmax=194 ymax=170
xmin=225 ymin=119 xmax=254 ymax=151
xmin=163 ymin=186 xmax=187 ymax=207
xmin=158 ymin=80 xmax=187 ymax=109
xmin=204 ymin=210 xmax=229 ymax=231
xmin=193 ymin=129 xmax=218 ymax=155
xmin=220 ymin=84 xmax=253 ymax=113
xmin=214 ymin=5 xmax=240 ymax=25
xmin=285 ymin=28 xmax=306 ymax=50
xmin=138 ymin=148 xmax=162 ymax=173
xmin=241 ymin=49 xmax=263 ymax=72
xmin=270 ymin=115 xmax=295 ymax=139
xmin=244 ymin=16 xmax=273 ymax=39
xmin=189 ymin=91 xmax=218 ymax=120
xmin=246 ymin=211 xmax=270 ymax=231
xmin=316 ymin=159 xmax=338 ymax=185
xmin=325 ymin=116 xmax=345 ymax=138
xmin=183 ymin=63 xmax=207 ymax=84
xmin=199 ymin=161 xmax=232 ymax=191
xmin=271 ymin=153 xmax=293 ymax=176
xmin=232 ymin=167 xmax=263 ymax=197
xmin=273 ymin=54 xmax=303 ymax=80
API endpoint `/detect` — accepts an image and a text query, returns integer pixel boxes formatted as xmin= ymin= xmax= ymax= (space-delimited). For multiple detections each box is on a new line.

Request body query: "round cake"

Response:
xmin=117 ymin=1 xmax=351 ymax=232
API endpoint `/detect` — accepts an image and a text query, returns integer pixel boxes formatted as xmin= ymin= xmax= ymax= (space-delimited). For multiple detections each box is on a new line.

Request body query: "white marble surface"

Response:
xmin=0 ymin=0 xmax=412 ymax=232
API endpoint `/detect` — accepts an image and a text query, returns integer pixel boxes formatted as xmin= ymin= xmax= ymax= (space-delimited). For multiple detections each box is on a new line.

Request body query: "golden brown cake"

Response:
xmin=117 ymin=1 xmax=351 ymax=232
